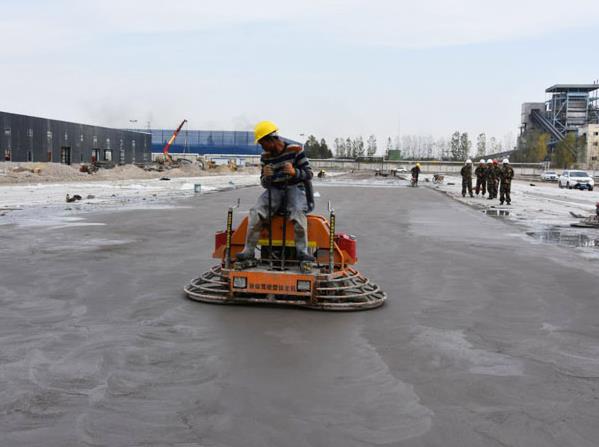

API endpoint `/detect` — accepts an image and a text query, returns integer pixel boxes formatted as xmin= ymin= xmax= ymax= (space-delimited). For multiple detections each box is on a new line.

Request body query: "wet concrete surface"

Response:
xmin=482 ymin=209 xmax=510 ymax=217
xmin=526 ymin=228 xmax=599 ymax=248
xmin=2 ymin=185 xmax=599 ymax=446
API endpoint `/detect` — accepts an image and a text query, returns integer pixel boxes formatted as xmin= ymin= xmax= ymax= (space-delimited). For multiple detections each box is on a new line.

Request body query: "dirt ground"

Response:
xmin=0 ymin=162 xmax=259 ymax=185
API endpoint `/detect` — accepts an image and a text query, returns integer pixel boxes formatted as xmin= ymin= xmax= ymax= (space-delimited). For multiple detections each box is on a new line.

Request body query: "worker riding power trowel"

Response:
xmin=184 ymin=121 xmax=385 ymax=310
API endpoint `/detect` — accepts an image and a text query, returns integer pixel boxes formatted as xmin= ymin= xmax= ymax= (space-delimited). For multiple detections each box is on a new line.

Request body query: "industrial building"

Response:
xmin=578 ymin=124 xmax=599 ymax=170
xmin=1 ymin=111 xmax=152 ymax=164
xmin=520 ymin=84 xmax=599 ymax=163
xmin=150 ymin=129 xmax=262 ymax=156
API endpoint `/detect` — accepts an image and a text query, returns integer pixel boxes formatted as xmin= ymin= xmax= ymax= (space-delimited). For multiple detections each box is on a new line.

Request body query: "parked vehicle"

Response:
xmin=558 ymin=170 xmax=594 ymax=191
xmin=540 ymin=170 xmax=558 ymax=182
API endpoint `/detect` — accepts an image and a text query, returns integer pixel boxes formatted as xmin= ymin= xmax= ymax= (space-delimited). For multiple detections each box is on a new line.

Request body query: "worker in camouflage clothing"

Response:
xmin=493 ymin=160 xmax=502 ymax=199
xmin=499 ymin=158 xmax=514 ymax=205
xmin=485 ymin=159 xmax=496 ymax=199
xmin=460 ymin=159 xmax=474 ymax=197
xmin=474 ymin=159 xmax=486 ymax=196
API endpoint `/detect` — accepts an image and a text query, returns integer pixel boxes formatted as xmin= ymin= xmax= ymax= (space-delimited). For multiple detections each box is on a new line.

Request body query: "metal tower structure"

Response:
xmin=522 ymin=84 xmax=599 ymax=147
xmin=545 ymin=84 xmax=599 ymax=134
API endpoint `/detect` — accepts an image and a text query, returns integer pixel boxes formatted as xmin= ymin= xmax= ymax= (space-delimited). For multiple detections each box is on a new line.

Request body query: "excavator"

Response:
xmin=184 ymin=180 xmax=386 ymax=310
xmin=159 ymin=119 xmax=187 ymax=165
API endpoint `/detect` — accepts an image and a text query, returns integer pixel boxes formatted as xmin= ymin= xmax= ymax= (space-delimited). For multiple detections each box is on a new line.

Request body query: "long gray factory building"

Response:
xmin=0 ymin=111 xmax=151 ymax=164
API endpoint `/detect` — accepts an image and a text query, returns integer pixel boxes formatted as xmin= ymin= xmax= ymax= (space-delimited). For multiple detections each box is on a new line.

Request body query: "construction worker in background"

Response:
xmin=493 ymin=159 xmax=502 ymax=199
xmin=486 ymin=159 xmax=497 ymax=199
xmin=460 ymin=159 xmax=474 ymax=197
xmin=474 ymin=159 xmax=487 ymax=196
xmin=499 ymin=158 xmax=514 ymax=205
xmin=236 ymin=121 xmax=315 ymax=263
xmin=411 ymin=163 xmax=421 ymax=186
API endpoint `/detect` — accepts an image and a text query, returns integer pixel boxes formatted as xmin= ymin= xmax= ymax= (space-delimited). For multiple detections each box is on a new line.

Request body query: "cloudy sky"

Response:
xmin=1 ymin=0 xmax=598 ymax=148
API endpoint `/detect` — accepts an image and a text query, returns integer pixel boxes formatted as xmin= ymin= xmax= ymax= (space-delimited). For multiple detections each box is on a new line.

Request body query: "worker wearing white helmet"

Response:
xmin=499 ymin=158 xmax=514 ymax=205
xmin=474 ymin=159 xmax=487 ymax=196
xmin=485 ymin=159 xmax=498 ymax=199
xmin=460 ymin=159 xmax=474 ymax=197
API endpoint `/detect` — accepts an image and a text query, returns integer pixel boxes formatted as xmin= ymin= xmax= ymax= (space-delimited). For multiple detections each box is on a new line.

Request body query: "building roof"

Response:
xmin=546 ymin=84 xmax=599 ymax=93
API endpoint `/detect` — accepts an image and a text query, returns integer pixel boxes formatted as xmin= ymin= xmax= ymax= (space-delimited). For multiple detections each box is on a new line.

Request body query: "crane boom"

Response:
xmin=162 ymin=119 xmax=187 ymax=161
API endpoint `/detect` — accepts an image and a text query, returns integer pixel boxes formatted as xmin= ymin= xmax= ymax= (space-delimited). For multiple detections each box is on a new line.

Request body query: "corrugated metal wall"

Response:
xmin=150 ymin=129 xmax=262 ymax=155
xmin=0 ymin=111 xmax=152 ymax=164
xmin=149 ymin=129 xmax=303 ymax=155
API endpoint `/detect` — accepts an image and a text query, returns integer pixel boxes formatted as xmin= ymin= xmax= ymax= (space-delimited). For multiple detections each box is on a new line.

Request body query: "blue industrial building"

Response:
xmin=151 ymin=129 xmax=262 ymax=155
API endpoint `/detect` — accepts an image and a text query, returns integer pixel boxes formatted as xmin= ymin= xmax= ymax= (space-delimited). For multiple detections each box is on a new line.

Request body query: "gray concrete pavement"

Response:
xmin=1 ymin=184 xmax=599 ymax=446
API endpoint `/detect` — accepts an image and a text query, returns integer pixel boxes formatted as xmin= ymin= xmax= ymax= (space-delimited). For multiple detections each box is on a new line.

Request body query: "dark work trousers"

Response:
xmin=500 ymin=181 xmax=512 ymax=204
xmin=475 ymin=177 xmax=486 ymax=195
xmin=462 ymin=177 xmax=473 ymax=197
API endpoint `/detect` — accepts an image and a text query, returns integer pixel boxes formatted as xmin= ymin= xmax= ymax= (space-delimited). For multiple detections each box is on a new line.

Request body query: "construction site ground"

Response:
xmin=1 ymin=173 xmax=599 ymax=446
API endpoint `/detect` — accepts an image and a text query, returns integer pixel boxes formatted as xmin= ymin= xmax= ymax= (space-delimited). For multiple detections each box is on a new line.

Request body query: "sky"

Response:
xmin=1 ymin=0 xmax=599 ymax=151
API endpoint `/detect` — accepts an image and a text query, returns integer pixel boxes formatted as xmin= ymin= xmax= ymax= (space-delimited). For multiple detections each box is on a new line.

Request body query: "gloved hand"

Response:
xmin=282 ymin=163 xmax=296 ymax=177
xmin=263 ymin=165 xmax=274 ymax=177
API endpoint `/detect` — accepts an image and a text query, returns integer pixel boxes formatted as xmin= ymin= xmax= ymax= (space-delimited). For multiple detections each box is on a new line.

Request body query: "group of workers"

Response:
xmin=461 ymin=158 xmax=515 ymax=205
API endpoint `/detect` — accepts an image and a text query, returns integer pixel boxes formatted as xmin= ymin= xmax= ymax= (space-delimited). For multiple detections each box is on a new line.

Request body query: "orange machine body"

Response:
xmin=213 ymin=214 xmax=357 ymax=268
xmin=213 ymin=214 xmax=357 ymax=299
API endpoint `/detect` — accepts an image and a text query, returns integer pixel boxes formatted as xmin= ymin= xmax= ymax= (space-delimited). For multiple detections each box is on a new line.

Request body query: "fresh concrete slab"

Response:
xmin=1 ymin=185 xmax=598 ymax=446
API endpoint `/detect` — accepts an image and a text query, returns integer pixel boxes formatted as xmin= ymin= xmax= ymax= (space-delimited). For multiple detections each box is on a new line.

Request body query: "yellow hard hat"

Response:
xmin=254 ymin=120 xmax=278 ymax=144
xmin=416 ymin=163 xmax=421 ymax=167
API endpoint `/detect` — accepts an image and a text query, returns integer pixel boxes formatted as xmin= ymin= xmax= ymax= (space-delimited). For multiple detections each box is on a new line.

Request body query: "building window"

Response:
xmin=93 ymin=136 xmax=98 ymax=145
xmin=119 ymin=139 xmax=125 ymax=164
xmin=132 ymin=140 xmax=136 ymax=163
xmin=27 ymin=151 xmax=32 ymax=162
xmin=46 ymin=130 xmax=53 ymax=160
xmin=4 ymin=149 xmax=11 ymax=161
xmin=106 ymin=138 xmax=111 ymax=150
xmin=80 ymin=134 xmax=84 ymax=142
xmin=60 ymin=147 xmax=71 ymax=165
xmin=104 ymin=149 xmax=112 ymax=161
xmin=91 ymin=148 xmax=100 ymax=162
xmin=27 ymin=128 xmax=33 ymax=137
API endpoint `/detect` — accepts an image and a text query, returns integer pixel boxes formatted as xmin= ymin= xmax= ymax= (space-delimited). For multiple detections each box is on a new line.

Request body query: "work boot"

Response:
xmin=236 ymin=250 xmax=256 ymax=261
xmin=297 ymin=250 xmax=315 ymax=262
xmin=236 ymin=209 xmax=263 ymax=261
xmin=470 ymin=193 xmax=474 ymax=198
xmin=500 ymin=201 xmax=504 ymax=205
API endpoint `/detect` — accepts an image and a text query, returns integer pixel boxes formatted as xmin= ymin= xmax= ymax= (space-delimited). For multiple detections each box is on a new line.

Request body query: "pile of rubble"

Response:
xmin=0 ymin=162 xmax=258 ymax=185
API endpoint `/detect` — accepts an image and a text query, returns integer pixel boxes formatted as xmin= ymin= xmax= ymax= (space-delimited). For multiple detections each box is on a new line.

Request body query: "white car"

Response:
xmin=540 ymin=170 xmax=558 ymax=182
xmin=558 ymin=170 xmax=594 ymax=191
